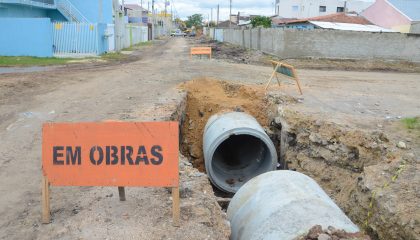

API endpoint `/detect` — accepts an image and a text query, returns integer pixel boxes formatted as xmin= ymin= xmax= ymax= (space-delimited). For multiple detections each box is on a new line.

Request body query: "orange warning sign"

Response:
xmin=42 ymin=122 xmax=179 ymax=187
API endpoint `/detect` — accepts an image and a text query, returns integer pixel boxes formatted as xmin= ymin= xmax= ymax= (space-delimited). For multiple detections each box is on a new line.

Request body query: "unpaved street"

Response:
xmin=0 ymin=37 xmax=419 ymax=239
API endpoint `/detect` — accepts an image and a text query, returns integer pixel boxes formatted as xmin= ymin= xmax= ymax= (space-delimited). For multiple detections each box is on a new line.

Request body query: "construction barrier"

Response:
xmin=190 ymin=47 xmax=212 ymax=59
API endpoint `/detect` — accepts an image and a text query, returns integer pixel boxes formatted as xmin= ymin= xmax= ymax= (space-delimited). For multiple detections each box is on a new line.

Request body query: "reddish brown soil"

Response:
xmin=179 ymin=78 xmax=270 ymax=171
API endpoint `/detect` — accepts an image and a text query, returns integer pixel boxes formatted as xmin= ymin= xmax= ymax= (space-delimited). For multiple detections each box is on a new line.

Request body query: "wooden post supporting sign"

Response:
xmin=266 ymin=60 xmax=303 ymax=95
xmin=41 ymin=122 xmax=180 ymax=226
xmin=41 ymin=176 xmax=50 ymax=224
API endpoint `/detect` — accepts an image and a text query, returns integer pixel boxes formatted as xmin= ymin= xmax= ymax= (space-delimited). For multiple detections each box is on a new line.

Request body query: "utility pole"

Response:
xmin=152 ymin=0 xmax=155 ymax=39
xmin=141 ymin=0 xmax=143 ymax=8
xmin=148 ymin=1 xmax=150 ymax=12
xmin=211 ymin=8 xmax=213 ymax=25
xmin=217 ymin=4 xmax=219 ymax=26
xmin=113 ymin=0 xmax=121 ymax=51
xmin=164 ymin=0 xmax=167 ymax=17
xmin=229 ymin=0 xmax=232 ymax=28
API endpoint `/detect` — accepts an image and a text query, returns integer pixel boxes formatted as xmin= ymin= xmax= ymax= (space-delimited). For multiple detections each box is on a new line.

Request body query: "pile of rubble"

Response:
xmin=298 ymin=225 xmax=370 ymax=240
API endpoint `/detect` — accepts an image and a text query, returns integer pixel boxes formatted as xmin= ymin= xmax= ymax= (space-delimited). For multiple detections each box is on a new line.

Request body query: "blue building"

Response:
xmin=0 ymin=0 xmax=114 ymax=57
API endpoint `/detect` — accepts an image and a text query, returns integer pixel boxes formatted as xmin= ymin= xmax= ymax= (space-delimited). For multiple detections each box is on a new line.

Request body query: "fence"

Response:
xmin=212 ymin=28 xmax=420 ymax=62
xmin=214 ymin=29 xmax=224 ymax=42
xmin=52 ymin=22 xmax=107 ymax=57
xmin=123 ymin=25 xmax=148 ymax=49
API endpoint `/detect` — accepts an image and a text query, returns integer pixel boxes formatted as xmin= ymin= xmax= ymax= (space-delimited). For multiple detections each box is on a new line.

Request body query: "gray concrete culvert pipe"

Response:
xmin=227 ymin=171 xmax=360 ymax=240
xmin=203 ymin=112 xmax=278 ymax=193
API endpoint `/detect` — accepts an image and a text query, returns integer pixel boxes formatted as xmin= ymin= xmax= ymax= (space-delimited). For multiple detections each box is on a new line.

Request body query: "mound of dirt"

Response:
xmin=178 ymin=78 xmax=271 ymax=172
xmin=274 ymin=108 xmax=419 ymax=240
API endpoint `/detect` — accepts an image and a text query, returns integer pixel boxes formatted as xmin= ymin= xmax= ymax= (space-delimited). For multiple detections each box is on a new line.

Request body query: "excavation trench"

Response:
xmin=179 ymin=78 xmax=276 ymax=173
xmin=179 ymin=78 xmax=278 ymax=197
xmin=178 ymin=78 xmax=416 ymax=240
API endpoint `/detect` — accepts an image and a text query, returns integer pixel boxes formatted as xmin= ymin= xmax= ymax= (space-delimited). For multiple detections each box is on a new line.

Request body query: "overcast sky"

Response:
xmin=124 ymin=0 xmax=276 ymax=20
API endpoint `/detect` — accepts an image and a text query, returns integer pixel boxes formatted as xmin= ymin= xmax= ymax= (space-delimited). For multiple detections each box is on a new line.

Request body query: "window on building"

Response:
xmin=319 ymin=6 xmax=326 ymax=12
xmin=292 ymin=5 xmax=299 ymax=12
xmin=337 ymin=7 xmax=344 ymax=12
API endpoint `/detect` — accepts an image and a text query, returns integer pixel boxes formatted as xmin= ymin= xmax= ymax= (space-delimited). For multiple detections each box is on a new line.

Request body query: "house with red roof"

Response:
xmin=272 ymin=12 xmax=394 ymax=32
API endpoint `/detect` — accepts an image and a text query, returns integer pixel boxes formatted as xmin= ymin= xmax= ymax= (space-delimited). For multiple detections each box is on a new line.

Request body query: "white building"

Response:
xmin=275 ymin=0 xmax=374 ymax=19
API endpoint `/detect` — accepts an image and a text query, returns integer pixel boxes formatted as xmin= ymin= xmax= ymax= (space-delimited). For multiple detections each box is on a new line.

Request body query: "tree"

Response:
xmin=251 ymin=16 xmax=272 ymax=28
xmin=175 ymin=18 xmax=186 ymax=30
xmin=186 ymin=14 xmax=203 ymax=28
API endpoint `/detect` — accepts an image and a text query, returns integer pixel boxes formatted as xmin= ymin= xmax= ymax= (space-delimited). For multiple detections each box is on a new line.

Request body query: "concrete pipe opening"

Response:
xmin=203 ymin=112 xmax=277 ymax=193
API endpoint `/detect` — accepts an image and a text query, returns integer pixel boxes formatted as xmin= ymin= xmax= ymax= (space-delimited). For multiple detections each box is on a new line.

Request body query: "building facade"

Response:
xmin=0 ymin=0 xmax=113 ymax=23
xmin=124 ymin=4 xmax=149 ymax=26
xmin=0 ymin=0 xmax=113 ymax=57
xmin=275 ymin=0 xmax=374 ymax=19
xmin=362 ymin=0 xmax=420 ymax=33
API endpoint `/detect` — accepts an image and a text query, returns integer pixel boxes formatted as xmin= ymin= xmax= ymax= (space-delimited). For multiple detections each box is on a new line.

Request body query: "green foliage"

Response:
xmin=251 ymin=16 xmax=272 ymax=28
xmin=0 ymin=56 xmax=73 ymax=66
xmin=209 ymin=21 xmax=217 ymax=27
xmin=175 ymin=18 xmax=186 ymax=30
xmin=401 ymin=117 xmax=420 ymax=130
xmin=123 ymin=41 xmax=153 ymax=51
xmin=100 ymin=52 xmax=126 ymax=61
xmin=186 ymin=14 xmax=203 ymax=28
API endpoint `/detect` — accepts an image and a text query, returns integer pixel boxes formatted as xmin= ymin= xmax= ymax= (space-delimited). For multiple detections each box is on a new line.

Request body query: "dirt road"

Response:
xmin=0 ymin=37 xmax=419 ymax=239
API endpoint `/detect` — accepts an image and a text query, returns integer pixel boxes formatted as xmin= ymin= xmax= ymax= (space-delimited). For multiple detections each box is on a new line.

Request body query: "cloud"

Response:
xmin=124 ymin=0 xmax=276 ymax=20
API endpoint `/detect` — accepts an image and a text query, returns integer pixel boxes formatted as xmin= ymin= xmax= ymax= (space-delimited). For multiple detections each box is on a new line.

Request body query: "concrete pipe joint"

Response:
xmin=227 ymin=171 xmax=360 ymax=240
xmin=203 ymin=112 xmax=277 ymax=193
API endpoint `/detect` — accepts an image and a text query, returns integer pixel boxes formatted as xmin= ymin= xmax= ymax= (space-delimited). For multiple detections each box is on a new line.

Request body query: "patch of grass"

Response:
xmin=100 ymin=52 xmax=127 ymax=61
xmin=123 ymin=41 xmax=153 ymax=51
xmin=401 ymin=117 xmax=420 ymax=130
xmin=0 ymin=56 xmax=74 ymax=67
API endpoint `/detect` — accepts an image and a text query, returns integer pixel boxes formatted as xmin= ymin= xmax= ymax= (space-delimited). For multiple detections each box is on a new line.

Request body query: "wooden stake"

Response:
xmin=118 ymin=187 xmax=126 ymax=201
xmin=291 ymin=68 xmax=303 ymax=95
xmin=172 ymin=187 xmax=180 ymax=227
xmin=265 ymin=64 xmax=279 ymax=90
xmin=41 ymin=175 xmax=51 ymax=224
xmin=275 ymin=69 xmax=281 ymax=87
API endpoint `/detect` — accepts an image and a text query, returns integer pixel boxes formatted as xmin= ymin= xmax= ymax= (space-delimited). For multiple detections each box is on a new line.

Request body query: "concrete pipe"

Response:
xmin=227 ymin=171 xmax=360 ymax=240
xmin=203 ymin=112 xmax=277 ymax=193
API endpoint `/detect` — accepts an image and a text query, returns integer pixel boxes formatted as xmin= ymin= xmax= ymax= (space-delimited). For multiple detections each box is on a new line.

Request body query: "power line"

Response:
xmin=229 ymin=0 xmax=232 ymax=28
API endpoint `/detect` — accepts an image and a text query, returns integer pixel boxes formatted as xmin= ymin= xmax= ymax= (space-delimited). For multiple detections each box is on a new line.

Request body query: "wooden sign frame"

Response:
xmin=190 ymin=46 xmax=212 ymax=59
xmin=266 ymin=60 xmax=303 ymax=95
xmin=42 ymin=178 xmax=180 ymax=226
xmin=41 ymin=122 xmax=180 ymax=227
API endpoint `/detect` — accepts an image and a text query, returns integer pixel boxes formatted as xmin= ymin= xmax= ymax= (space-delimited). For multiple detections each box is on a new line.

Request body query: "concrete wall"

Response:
xmin=220 ymin=28 xmax=420 ymax=62
xmin=123 ymin=25 xmax=148 ymax=49
xmin=411 ymin=22 xmax=420 ymax=34
xmin=0 ymin=18 xmax=53 ymax=57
